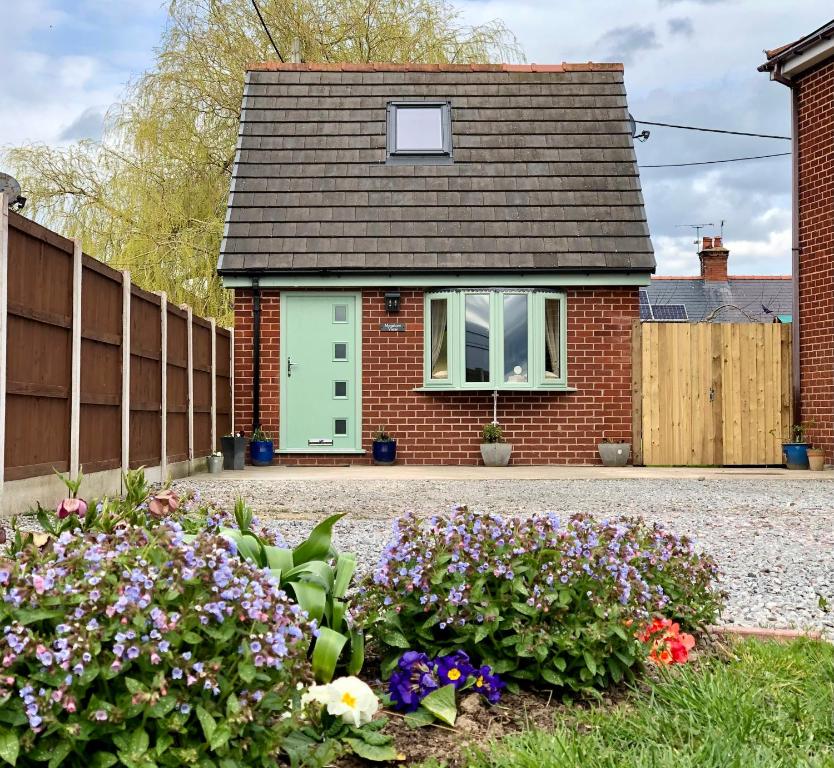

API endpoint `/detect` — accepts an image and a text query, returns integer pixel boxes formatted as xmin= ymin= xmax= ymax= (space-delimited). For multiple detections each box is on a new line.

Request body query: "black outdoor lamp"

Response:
xmin=384 ymin=291 xmax=401 ymax=314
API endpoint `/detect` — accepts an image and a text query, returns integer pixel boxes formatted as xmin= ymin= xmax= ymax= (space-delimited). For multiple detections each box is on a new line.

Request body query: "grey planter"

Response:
xmin=598 ymin=442 xmax=631 ymax=467
xmin=207 ymin=455 xmax=223 ymax=474
xmin=480 ymin=443 xmax=512 ymax=467
xmin=221 ymin=435 xmax=246 ymax=470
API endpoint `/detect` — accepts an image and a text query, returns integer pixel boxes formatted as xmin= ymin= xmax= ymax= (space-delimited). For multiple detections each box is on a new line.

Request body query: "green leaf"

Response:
xmin=347 ymin=628 xmax=365 ymax=676
xmin=403 ymin=707 xmax=436 ymax=728
xmin=47 ymin=743 xmax=71 ymax=768
xmin=292 ymin=512 xmax=346 ymax=565
xmin=15 ymin=608 xmax=63 ymax=625
xmin=130 ymin=728 xmax=150 ymax=756
xmin=221 ymin=531 xmax=262 ymax=566
xmin=344 ymin=738 xmax=398 ymax=763
xmin=124 ymin=678 xmax=144 ymax=694
xmin=333 ymin=553 xmax=357 ymax=599
xmin=285 ymin=561 xmax=335 ymax=593
xmin=238 ymin=661 xmax=256 ymax=684
xmin=552 ymin=656 xmax=567 ymax=672
xmin=89 ymin=754 xmax=118 ymax=768
xmin=263 ymin=545 xmax=293 ymax=573
xmin=209 ymin=725 xmax=231 ymax=752
xmin=311 ymin=626 xmax=348 ymax=683
xmin=539 ymin=668 xmax=563 ymax=686
xmin=583 ymin=651 xmax=598 ymax=677
xmin=182 ymin=631 xmax=202 ymax=644
xmin=148 ymin=695 xmax=176 ymax=718
xmin=0 ymin=729 xmax=19 ymax=766
xmin=379 ymin=629 xmax=411 ymax=649
xmin=196 ymin=706 xmax=216 ymax=741
xmin=420 ymin=684 xmax=457 ymax=727
xmin=288 ymin=581 xmax=326 ymax=623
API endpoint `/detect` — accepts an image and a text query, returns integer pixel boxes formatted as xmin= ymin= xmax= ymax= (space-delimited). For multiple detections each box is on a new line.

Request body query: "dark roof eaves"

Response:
xmin=759 ymin=18 xmax=834 ymax=71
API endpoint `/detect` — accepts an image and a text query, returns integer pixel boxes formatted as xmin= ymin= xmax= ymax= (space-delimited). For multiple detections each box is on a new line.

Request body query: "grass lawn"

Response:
xmin=419 ymin=639 xmax=834 ymax=768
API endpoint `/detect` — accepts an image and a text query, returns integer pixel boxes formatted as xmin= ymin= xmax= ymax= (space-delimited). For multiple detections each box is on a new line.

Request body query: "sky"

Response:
xmin=1 ymin=0 xmax=831 ymax=275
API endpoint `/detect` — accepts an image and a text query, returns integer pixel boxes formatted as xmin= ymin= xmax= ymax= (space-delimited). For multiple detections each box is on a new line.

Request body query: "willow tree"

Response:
xmin=5 ymin=0 xmax=521 ymax=322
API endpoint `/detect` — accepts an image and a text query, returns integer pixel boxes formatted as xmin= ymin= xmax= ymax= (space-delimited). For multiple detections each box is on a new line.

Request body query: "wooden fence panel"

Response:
xmin=5 ymin=217 xmax=72 ymax=480
xmin=634 ymin=322 xmax=791 ymax=466
xmin=2 ymin=212 xmax=232 ymax=490
xmin=79 ymin=258 xmax=123 ymax=473
xmin=216 ymin=329 xmax=232 ymax=445
xmin=166 ymin=305 xmax=188 ymax=464
xmin=129 ymin=288 xmax=162 ymax=469
xmin=192 ymin=319 xmax=213 ymax=456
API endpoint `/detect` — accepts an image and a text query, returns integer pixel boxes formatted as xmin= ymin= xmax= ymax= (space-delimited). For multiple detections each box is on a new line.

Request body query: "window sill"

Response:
xmin=413 ymin=386 xmax=577 ymax=393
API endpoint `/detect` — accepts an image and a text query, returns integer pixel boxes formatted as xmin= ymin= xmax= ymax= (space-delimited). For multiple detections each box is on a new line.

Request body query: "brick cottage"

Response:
xmin=760 ymin=19 xmax=834 ymax=462
xmin=218 ymin=63 xmax=655 ymax=465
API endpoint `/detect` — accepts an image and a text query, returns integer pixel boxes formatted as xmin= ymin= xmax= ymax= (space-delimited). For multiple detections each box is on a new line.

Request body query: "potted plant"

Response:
xmin=372 ymin=427 xmax=397 ymax=465
xmin=480 ymin=423 xmax=512 ymax=467
xmin=220 ymin=430 xmax=247 ymax=470
xmin=598 ymin=437 xmax=631 ymax=467
xmin=807 ymin=446 xmax=825 ymax=471
xmin=207 ymin=450 xmax=223 ymax=474
xmin=249 ymin=427 xmax=274 ymax=467
xmin=781 ymin=421 xmax=814 ymax=470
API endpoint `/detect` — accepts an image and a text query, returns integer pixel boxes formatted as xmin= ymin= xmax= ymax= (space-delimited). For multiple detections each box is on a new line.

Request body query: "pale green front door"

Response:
xmin=280 ymin=293 xmax=361 ymax=452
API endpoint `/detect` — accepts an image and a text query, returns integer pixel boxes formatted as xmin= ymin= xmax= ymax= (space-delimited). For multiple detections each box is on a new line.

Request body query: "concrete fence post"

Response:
xmin=159 ymin=292 xmax=168 ymax=478
xmin=69 ymin=239 xmax=83 ymax=480
xmin=185 ymin=305 xmax=194 ymax=472
xmin=121 ymin=271 xmax=131 ymax=478
xmin=210 ymin=318 xmax=217 ymax=453
xmin=0 ymin=194 xmax=9 ymax=496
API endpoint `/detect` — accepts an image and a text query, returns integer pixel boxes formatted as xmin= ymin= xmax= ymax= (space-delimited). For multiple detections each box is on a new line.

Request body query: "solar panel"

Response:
xmin=650 ymin=304 xmax=688 ymax=321
xmin=638 ymin=289 xmax=654 ymax=320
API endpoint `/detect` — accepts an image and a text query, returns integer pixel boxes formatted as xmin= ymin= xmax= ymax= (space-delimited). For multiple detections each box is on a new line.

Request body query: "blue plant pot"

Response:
xmin=372 ymin=439 xmax=397 ymax=465
xmin=783 ymin=442 xmax=809 ymax=470
xmin=250 ymin=440 xmax=274 ymax=467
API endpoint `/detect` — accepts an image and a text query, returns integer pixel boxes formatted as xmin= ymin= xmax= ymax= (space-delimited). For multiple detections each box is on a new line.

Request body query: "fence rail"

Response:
xmin=0 ymin=200 xmax=231 ymax=510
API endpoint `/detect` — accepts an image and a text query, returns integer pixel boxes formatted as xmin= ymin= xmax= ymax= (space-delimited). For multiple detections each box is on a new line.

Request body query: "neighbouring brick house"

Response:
xmin=643 ymin=236 xmax=792 ymax=323
xmin=760 ymin=19 xmax=834 ymax=461
xmin=218 ymin=62 xmax=654 ymax=465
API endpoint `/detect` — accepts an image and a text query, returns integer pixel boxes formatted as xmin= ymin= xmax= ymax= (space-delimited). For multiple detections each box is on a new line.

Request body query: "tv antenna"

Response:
xmin=675 ymin=223 xmax=714 ymax=252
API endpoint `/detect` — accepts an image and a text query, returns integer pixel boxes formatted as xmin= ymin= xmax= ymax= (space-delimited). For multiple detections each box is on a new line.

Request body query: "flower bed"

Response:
xmin=0 ymin=521 xmax=311 ymax=767
xmin=359 ymin=507 xmax=723 ymax=691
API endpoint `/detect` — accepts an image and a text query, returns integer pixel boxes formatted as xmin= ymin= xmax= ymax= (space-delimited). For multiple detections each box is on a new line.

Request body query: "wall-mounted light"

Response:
xmin=384 ymin=291 xmax=401 ymax=314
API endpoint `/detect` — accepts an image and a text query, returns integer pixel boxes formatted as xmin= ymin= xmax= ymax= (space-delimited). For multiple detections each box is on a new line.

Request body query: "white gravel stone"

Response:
xmin=173 ymin=477 xmax=834 ymax=633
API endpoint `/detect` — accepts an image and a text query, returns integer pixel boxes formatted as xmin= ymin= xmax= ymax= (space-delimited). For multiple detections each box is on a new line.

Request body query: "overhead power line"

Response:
xmin=640 ymin=151 xmax=791 ymax=168
xmin=251 ymin=0 xmax=284 ymax=62
xmin=634 ymin=119 xmax=791 ymax=141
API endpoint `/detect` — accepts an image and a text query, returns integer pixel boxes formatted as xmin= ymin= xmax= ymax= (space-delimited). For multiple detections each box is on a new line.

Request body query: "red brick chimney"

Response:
xmin=699 ymin=235 xmax=729 ymax=281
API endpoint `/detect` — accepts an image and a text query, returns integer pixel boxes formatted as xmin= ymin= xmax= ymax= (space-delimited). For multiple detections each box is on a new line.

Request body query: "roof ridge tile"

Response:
xmin=249 ymin=61 xmax=624 ymax=73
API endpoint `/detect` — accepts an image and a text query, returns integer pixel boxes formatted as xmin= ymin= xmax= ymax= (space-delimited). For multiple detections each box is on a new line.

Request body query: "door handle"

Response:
xmin=287 ymin=357 xmax=296 ymax=378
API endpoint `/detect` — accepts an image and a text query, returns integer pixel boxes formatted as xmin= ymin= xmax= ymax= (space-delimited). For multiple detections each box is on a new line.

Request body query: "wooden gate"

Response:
xmin=633 ymin=322 xmax=792 ymax=466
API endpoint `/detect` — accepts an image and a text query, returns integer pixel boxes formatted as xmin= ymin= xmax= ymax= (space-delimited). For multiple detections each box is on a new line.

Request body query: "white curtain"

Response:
xmin=544 ymin=299 xmax=560 ymax=377
xmin=430 ymin=300 xmax=448 ymax=377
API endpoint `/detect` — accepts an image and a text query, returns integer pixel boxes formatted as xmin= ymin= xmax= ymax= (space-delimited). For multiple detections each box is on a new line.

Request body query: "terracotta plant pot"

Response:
xmin=598 ymin=442 xmax=631 ymax=467
xmin=480 ymin=443 xmax=512 ymax=467
xmin=807 ymin=447 xmax=825 ymax=471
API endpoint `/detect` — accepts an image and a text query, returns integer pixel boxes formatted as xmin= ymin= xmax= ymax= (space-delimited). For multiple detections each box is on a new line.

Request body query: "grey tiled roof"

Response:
xmin=644 ymin=277 xmax=793 ymax=322
xmin=218 ymin=63 xmax=655 ymax=275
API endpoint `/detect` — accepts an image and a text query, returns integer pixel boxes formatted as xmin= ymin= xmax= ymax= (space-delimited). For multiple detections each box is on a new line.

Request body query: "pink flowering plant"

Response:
xmin=359 ymin=508 xmax=722 ymax=691
xmin=0 ymin=521 xmax=314 ymax=767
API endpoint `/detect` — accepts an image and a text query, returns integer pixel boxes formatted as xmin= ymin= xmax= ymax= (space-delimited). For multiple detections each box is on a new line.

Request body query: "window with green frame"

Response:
xmin=423 ymin=290 xmax=567 ymax=389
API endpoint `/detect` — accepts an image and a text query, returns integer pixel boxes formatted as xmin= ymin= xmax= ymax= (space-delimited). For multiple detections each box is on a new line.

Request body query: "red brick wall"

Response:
xmin=233 ymin=286 xmax=637 ymax=465
xmin=796 ymin=60 xmax=834 ymax=460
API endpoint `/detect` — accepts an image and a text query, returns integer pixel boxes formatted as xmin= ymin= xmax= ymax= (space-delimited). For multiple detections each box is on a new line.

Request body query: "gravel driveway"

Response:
xmin=173 ymin=476 xmax=834 ymax=633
